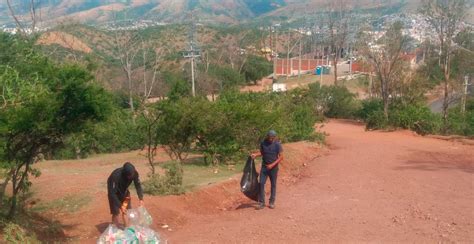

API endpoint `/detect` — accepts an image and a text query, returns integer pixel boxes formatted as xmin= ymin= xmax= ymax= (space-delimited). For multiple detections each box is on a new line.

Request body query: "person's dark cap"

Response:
xmin=267 ymin=130 xmax=277 ymax=137
xmin=122 ymin=162 xmax=136 ymax=178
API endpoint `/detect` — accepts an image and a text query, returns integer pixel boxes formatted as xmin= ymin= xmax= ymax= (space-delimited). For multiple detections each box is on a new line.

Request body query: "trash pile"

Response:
xmin=97 ymin=207 xmax=160 ymax=244
xmin=240 ymin=156 xmax=259 ymax=201
xmin=127 ymin=207 xmax=153 ymax=227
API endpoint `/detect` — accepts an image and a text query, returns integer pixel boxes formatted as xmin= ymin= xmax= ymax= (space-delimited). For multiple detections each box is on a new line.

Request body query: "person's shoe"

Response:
xmin=256 ymin=203 xmax=265 ymax=210
xmin=269 ymin=203 xmax=275 ymax=209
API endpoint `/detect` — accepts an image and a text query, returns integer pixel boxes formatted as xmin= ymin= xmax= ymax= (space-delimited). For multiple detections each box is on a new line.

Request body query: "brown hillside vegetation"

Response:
xmin=37 ymin=31 xmax=93 ymax=53
xmin=0 ymin=0 xmax=439 ymax=25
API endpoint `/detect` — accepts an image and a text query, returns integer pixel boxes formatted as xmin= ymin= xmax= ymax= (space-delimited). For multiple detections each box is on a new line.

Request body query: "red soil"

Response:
xmin=29 ymin=120 xmax=474 ymax=242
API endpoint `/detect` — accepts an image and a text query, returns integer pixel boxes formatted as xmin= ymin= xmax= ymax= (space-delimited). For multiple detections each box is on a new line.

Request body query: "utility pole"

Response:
xmin=461 ymin=75 xmax=470 ymax=114
xmin=298 ymin=39 xmax=302 ymax=78
xmin=273 ymin=24 xmax=279 ymax=81
xmin=184 ymin=41 xmax=201 ymax=97
xmin=320 ymin=65 xmax=323 ymax=85
xmin=183 ymin=17 xmax=200 ymax=97
xmin=190 ymin=44 xmax=196 ymax=97
xmin=287 ymin=28 xmax=291 ymax=79
xmin=319 ymin=45 xmax=322 ymax=66
xmin=349 ymin=44 xmax=352 ymax=76
xmin=326 ymin=47 xmax=329 ymax=66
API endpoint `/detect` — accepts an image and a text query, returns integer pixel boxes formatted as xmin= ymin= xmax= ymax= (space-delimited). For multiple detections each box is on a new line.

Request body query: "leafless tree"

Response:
xmin=360 ymin=22 xmax=409 ymax=119
xmin=6 ymin=0 xmax=40 ymax=36
xmin=284 ymin=30 xmax=304 ymax=79
xmin=220 ymin=32 xmax=251 ymax=73
xmin=113 ymin=31 xmax=140 ymax=113
xmin=112 ymin=31 xmax=166 ymax=114
xmin=141 ymin=41 xmax=167 ymax=103
xmin=420 ymin=0 xmax=468 ymax=128
xmin=324 ymin=0 xmax=351 ymax=86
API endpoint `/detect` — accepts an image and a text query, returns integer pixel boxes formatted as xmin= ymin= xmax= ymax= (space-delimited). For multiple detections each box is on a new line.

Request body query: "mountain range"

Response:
xmin=0 ymin=0 xmax=424 ymax=26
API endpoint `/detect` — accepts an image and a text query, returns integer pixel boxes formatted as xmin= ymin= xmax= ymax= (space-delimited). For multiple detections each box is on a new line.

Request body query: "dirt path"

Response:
xmin=164 ymin=120 xmax=474 ymax=243
xmin=28 ymin=120 xmax=474 ymax=243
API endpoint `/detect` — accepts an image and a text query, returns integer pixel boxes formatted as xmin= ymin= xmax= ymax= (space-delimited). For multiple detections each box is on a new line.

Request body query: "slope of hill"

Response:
xmin=0 ymin=0 xmax=423 ymax=26
xmin=0 ymin=0 xmax=288 ymax=25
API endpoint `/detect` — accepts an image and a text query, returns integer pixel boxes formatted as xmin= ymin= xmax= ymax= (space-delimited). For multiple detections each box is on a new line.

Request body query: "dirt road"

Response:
xmin=28 ymin=120 xmax=474 ymax=243
xmin=164 ymin=120 xmax=474 ymax=243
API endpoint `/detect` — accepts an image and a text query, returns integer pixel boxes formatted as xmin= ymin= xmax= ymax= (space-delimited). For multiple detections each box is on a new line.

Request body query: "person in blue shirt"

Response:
xmin=251 ymin=130 xmax=284 ymax=209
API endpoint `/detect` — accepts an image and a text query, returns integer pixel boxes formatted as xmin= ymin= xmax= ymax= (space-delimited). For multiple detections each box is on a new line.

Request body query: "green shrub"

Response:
xmin=165 ymin=72 xmax=190 ymax=101
xmin=308 ymin=83 xmax=360 ymax=119
xmin=155 ymin=90 xmax=323 ymax=165
xmin=389 ymin=104 xmax=441 ymax=135
xmin=282 ymin=90 xmax=323 ymax=141
xmin=467 ymin=112 xmax=474 ymax=136
xmin=359 ymin=98 xmax=442 ymax=135
xmin=143 ymin=162 xmax=184 ymax=195
xmin=357 ymin=98 xmax=384 ymax=121
xmin=446 ymin=100 xmax=474 ymax=136
xmin=241 ymin=55 xmax=273 ymax=84
xmin=3 ymin=223 xmax=40 ymax=244
xmin=366 ymin=110 xmax=388 ymax=130
xmin=205 ymin=64 xmax=245 ymax=88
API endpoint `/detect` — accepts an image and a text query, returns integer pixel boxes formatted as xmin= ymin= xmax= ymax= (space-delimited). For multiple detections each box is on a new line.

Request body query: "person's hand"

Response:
xmin=139 ymin=200 xmax=144 ymax=207
xmin=250 ymin=153 xmax=256 ymax=159
xmin=120 ymin=205 xmax=127 ymax=214
xmin=266 ymin=163 xmax=274 ymax=170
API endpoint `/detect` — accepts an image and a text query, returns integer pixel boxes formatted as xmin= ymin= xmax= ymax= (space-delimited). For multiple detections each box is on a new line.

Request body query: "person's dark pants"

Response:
xmin=259 ymin=165 xmax=278 ymax=205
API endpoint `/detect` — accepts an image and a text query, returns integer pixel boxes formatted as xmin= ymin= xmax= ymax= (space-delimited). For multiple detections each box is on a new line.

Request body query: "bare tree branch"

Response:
xmin=6 ymin=0 xmax=25 ymax=35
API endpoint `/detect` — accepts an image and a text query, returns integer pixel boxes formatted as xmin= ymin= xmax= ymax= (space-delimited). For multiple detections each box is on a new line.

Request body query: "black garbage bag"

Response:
xmin=240 ymin=156 xmax=260 ymax=201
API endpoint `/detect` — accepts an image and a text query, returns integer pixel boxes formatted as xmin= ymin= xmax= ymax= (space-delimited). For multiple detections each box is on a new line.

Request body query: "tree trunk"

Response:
xmin=441 ymin=48 xmax=451 ymax=133
xmin=442 ymin=79 xmax=449 ymax=132
xmin=8 ymin=172 xmax=18 ymax=219
xmin=8 ymin=194 xmax=17 ymax=219
xmin=147 ymin=144 xmax=155 ymax=175
xmin=0 ymin=174 xmax=11 ymax=208
xmin=333 ymin=49 xmax=339 ymax=86
xmin=8 ymin=161 xmax=31 ymax=218
xmin=381 ymin=77 xmax=389 ymax=120
xmin=383 ymin=97 xmax=389 ymax=121
xmin=128 ymin=80 xmax=134 ymax=113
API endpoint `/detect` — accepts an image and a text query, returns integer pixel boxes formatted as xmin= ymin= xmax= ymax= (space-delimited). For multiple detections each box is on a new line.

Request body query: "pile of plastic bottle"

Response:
xmin=97 ymin=207 xmax=160 ymax=244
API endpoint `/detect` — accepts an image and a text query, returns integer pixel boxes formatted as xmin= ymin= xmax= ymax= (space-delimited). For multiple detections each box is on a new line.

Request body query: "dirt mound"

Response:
xmin=176 ymin=142 xmax=322 ymax=213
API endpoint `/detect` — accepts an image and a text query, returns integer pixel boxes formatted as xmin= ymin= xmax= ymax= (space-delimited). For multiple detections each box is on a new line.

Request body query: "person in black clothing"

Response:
xmin=107 ymin=162 xmax=144 ymax=227
xmin=251 ymin=130 xmax=283 ymax=210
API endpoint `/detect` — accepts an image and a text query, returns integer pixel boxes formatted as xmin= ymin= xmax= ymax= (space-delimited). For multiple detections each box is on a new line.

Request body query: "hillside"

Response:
xmin=0 ymin=0 xmax=425 ymax=26
xmin=0 ymin=0 xmax=286 ymax=25
xmin=35 ymin=23 xmax=279 ymax=96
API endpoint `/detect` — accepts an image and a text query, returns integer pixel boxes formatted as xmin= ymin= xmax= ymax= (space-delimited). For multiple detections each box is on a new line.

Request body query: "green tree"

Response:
xmin=0 ymin=33 xmax=111 ymax=218
xmin=241 ymin=55 xmax=272 ymax=84
xmin=155 ymin=98 xmax=198 ymax=161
